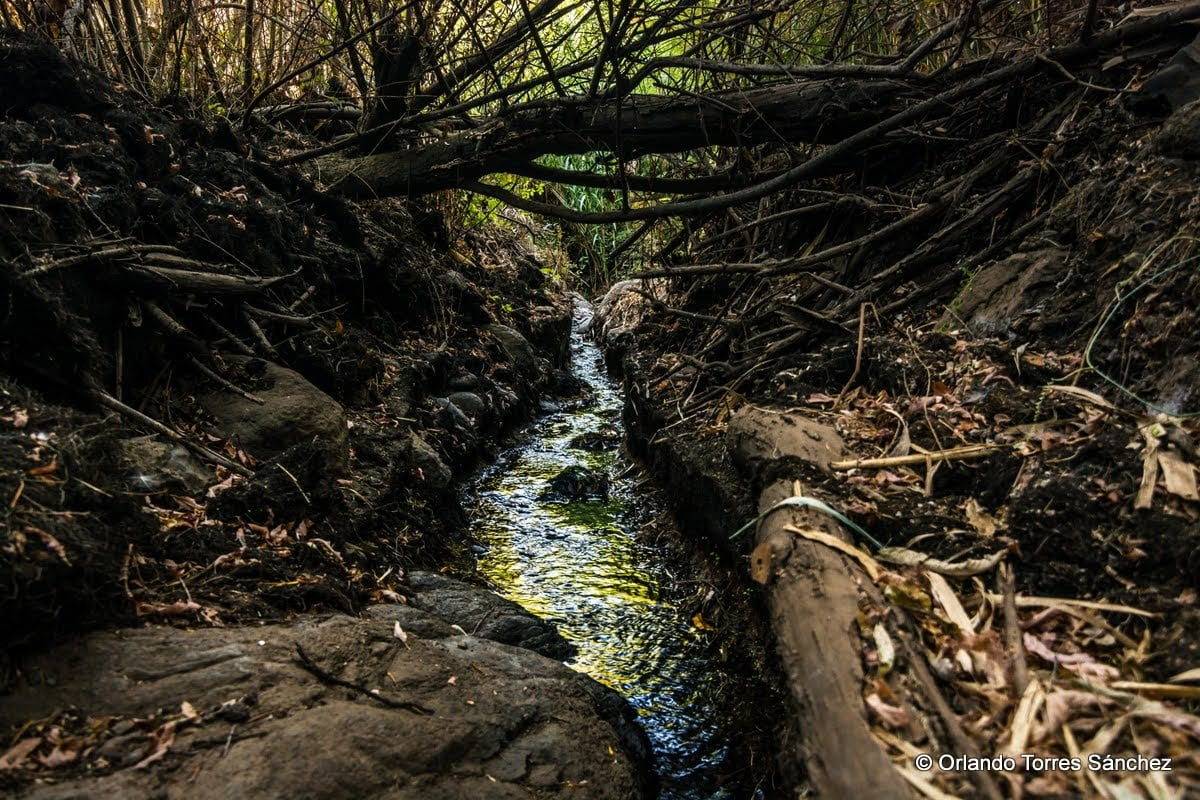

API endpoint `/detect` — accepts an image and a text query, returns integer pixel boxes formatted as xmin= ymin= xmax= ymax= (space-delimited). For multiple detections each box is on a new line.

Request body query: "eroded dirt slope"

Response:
xmin=0 ymin=28 xmax=569 ymax=665
xmin=602 ymin=65 xmax=1200 ymax=800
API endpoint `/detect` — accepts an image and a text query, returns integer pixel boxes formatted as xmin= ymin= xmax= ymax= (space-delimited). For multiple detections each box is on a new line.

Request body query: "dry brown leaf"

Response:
xmin=1135 ymin=424 xmax=1160 ymax=509
xmin=965 ymin=629 xmax=1008 ymax=685
xmin=1023 ymin=633 xmax=1099 ymax=667
xmin=1023 ymin=634 xmax=1123 ymax=683
xmin=873 ymin=624 xmax=895 ymax=676
xmin=877 ymin=545 xmax=1005 ymax=577
xmin=26 ymin=527 xmax=71 ymax=566
xmin=27 ymin=459 xmax=58 ymax=477
xmin=1124 ymin=696 xmax=1200 ymax=738
xmin=0 ymin=738 xmax=41 ymax=770
xmin=1169 ymin=667 xmax=1200 ymax=683
xmin=134 ymin=722 xmax=176 ymax=770
xmin=865 ymin=692 xmax=911 ymax=730
xmin=36 ymin=742 xmax=80 ymax=768
xmin=1108 ymin=681 xmax=1200 ymax=700
xmin=1157 ymin=448 xmax=1199 ymax=501
xmin=927 ymin=572 xmax=974 ymax=634
xmin=1035 ymin=690 xmax=1106 ymax=741
xmin=780 ymin=525 xmax=881 ymax=581
xmin=1002 ymin=679 xmax=1044 ymax=757
xmin=206 ymin=474 xmax=236 ymax=497
xmin=880 ymin=572 xmax=933 ymax=613
xmin=135 ymin=599 xmax=202 ymax=617
xmin=964 ymin=498 xmax=1004 ymax=537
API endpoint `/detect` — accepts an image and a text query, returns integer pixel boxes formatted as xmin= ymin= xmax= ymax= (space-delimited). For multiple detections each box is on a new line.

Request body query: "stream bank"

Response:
xmin=1 ymin=30 xmax=659 ymax=798
xmin=590 ymin=90 xmax=1200 ymax=798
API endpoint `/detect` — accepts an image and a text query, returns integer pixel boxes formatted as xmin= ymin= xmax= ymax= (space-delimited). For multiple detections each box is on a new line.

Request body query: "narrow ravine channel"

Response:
xmin=467 ymin=300 xmax=736 ymax=799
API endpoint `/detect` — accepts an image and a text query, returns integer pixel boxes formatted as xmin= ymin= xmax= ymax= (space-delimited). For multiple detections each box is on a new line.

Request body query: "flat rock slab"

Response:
xmin=403 ymin=571 xmax=576 ymax=661
xmin=1 ymin=603 xmax=650 ymax=799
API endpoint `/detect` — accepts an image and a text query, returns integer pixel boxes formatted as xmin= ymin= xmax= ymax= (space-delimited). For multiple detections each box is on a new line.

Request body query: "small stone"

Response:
xmin=447 ymin=391 xmax=486 ymax=418
xmin=96 ymin=731 xmax=142 ymax=761
xmin=434 ymin=396 xmax=473 ymax=429
xmin=115 ymin=436 xmax=212 ymax=495
xmin=543 ymin=465 xmax=610 ymax=501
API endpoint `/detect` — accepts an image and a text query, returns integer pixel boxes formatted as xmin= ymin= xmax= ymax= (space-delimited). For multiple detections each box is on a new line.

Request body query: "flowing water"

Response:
xmin=467 ymin=304 xmax=734 ymax=799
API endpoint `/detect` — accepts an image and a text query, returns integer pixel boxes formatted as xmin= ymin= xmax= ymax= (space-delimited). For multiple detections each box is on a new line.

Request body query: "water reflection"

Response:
xmin=469 ymin=311 xmax=731 ymax=799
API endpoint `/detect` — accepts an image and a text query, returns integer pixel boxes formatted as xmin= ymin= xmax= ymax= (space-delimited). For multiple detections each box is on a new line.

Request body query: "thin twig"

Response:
xmin=835 ymin=303 xmax=868 ymax=406
xmin=831 ymin=443 xmax=1001 ymax=471
xmin=92 ymin=390 xmax=253 ymax=477
xmin=1001 ymin=563 xmax=1030 ymax=698
xmin=189 ymin=356 xmax=265 ymax=405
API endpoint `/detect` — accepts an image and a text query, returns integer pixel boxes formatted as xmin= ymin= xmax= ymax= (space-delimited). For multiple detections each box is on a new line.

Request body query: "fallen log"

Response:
xmin=316 ymin=79 xmax=915 ymax=197
xmin=726 ymin=406 xmax=1002 ymax=800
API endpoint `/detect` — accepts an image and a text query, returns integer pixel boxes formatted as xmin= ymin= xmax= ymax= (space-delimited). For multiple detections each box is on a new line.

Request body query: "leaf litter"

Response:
xmin=791 ymin=331 xmax=1200 ymax=798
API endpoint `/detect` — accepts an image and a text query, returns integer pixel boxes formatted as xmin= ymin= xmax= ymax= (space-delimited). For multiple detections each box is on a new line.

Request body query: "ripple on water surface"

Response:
xmin=469 ymin=322 xmax=733 ymax=799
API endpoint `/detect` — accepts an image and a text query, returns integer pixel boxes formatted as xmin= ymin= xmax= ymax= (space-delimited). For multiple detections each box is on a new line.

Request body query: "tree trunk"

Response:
xmin=317 ymin=78 xmax=916 ymax=197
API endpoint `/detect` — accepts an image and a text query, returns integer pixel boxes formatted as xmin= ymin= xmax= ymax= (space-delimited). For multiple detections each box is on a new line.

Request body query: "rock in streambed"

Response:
xmin=0 ymin=578 xmax=653 ymax=800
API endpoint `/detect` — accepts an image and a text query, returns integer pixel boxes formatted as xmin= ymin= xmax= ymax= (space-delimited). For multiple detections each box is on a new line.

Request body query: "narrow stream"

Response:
xmin=467 ymin=301 xmax=733 ymax=799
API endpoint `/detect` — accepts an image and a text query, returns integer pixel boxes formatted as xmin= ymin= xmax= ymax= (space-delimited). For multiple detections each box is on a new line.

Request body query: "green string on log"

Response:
xmin=730 ymin=495 xmax=885 ymax=552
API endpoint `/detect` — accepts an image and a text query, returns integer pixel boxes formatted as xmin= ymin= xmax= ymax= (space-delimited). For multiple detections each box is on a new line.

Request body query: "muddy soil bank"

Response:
xmin=0 ymin=28 xmax=655 ymax=797
xmin=595 ymin=96 xmax=1200 ymax=797
xmin=0 ymin=27 xmax=573 ymax=651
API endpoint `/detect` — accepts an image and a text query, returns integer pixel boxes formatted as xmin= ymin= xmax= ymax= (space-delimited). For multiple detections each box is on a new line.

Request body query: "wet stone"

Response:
xmin=542 ymin=465 xmax=610 ymax=501
xmin=404 ymin=571 xmax=576 ymax=660
xmin=569 ymin=427 xmax=622 ymax=452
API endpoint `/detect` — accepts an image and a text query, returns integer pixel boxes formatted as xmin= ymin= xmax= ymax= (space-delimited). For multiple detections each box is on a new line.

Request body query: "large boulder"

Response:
xmin=198 ymin=356 xmax=348 ymax=469
xmin=0 ymin=607 xmax=652 ymax=799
